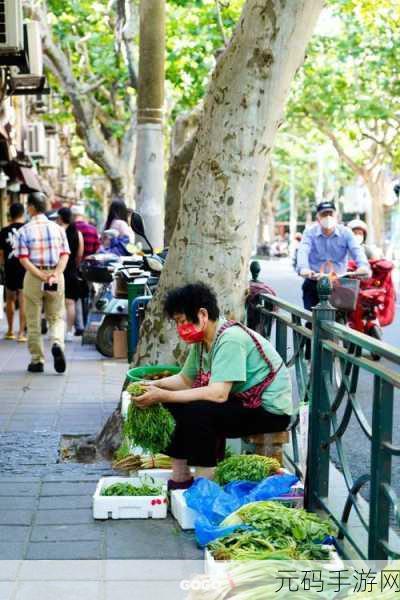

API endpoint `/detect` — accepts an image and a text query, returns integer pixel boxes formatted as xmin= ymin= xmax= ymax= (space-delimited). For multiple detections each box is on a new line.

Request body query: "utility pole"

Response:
xmin=135 ymin=0 xmax=165 ymax=249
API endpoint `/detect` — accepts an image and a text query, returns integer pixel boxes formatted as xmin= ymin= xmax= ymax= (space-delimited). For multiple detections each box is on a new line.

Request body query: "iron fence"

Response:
xmin=254 ymin=277 xmax=400 ymax=560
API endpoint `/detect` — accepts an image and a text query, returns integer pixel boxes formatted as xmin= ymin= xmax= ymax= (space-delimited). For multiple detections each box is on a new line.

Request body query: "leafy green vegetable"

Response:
xmin=101 ymin=478 xmax=163 ymax=497
xmin=214 ymin=455 xmax=281 ymax=485
xmin=215 ymin=501 xmax=335 ymax=561
xmin=125 ymin=383 xmax=175 ymax=454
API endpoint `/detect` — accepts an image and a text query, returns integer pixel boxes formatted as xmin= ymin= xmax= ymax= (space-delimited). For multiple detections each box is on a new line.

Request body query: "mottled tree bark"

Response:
xmin=135 ymin=0 xmax=325 ymax=365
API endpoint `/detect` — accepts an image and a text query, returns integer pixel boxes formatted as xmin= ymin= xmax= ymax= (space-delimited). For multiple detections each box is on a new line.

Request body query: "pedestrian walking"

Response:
xmin=71 ymin=204 xmax=100 ymax=334
xmin=296 ymin=201 xmax=370 ymax=310
xmin=57 ymin=207 xmax=84 ymax=342
xmin=15 ymin=192 xmax=70 ymax=373
xmin=0 ymin=202 xmax=27 ymax=341
xmin=72 ymin=204 xmax=100 ymax=258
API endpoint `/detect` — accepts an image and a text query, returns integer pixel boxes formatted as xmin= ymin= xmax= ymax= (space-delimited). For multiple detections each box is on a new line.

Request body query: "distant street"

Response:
xmin=257 ymin=257 xmax=400 ymax=499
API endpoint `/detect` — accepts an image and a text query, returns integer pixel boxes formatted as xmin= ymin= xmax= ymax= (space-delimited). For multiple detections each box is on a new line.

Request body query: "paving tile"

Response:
xmin=0 ymin=512 xmax=33 ymax=526
xmin=15 ymin=581 xmax=101 ymax=600
xmin=18 ymin=560 xmax=101 ymax=581
xmin=0 ymin=483 xmax=40 ymax=497
xmin=0 ymin=561 xmax=20 ymax=581
xmin=34 ymin=509 xmax=93 ymax=525
xmin=38 ymin=495 xmax=92 ymax=510
xmin=0 ymin=543 xmax=26 ymax=559
xmin=103 ymin=560 xmax=189 ymax=581
xmin=30 ymin=524 xmax=102 ymax=542
xmin=0 ymin=526 xmax=30 ymax=542
xmin=0 ymin=497 xmax=37 ymax=510
xmin=41 ymin=482 xmax=96 ymax=496
xmin=0 ymin=582 xmax=16 ymax=600
xmin=25 ymin=542 xmax=103 ymax=560
xmin=105 ymin=519 xmax=183 ymax=559
xmin=104 ymin=581 xmax=183 ymax=600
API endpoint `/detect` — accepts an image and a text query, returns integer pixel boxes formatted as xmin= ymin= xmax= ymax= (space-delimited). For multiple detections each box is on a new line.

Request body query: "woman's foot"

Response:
xmin=167 ymin=477 xmax=194 ymax=491
xmin=17 ymin=334 xmax=27 ymax=343
xmin=4 ymin=332 xmax=15 ymax=340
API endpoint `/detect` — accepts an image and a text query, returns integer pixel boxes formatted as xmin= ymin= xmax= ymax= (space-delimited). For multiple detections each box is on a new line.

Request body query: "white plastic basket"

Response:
xmin=93 ymin=476 xmax=167 ymax=520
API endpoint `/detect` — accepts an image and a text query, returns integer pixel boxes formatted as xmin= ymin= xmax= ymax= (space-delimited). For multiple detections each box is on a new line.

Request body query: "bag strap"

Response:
xmin=215 ymin=320 xmax=278 ymax=373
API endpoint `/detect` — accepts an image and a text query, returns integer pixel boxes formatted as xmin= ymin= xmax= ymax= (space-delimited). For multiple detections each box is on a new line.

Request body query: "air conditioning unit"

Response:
xmin=59 ymin=157 xmax=69 ymax=179
xmin=25 ymin=21 xmax=43 ymax=77
xmin=26 ymin=122 xmax=46 ymax=158
xmin=0 ymin=0 xmax=24 ymax=55
xmin=42 ymin=137 xmax=59 ymax=169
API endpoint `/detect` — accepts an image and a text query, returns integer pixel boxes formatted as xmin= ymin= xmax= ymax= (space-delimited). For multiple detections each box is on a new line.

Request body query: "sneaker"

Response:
xmin=27 ymin=362 xmax=44 ymax=373
xmin=74 ymin=329 xmax=84 ymax=336
xmin=65 ymin=331 xmax=74 ymax=342
xmin=51 ymin=343 xmax=66 ymax=373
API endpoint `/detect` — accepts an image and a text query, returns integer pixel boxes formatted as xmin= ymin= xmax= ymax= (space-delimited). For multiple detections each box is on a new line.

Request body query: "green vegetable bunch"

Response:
xmin=215 ymin=501 xmax=335 ymax=561
xmin=214 ymin=454 xmax=281 ymax=485
xmin=101 ymin=479 xmax=163 ymax=497
xmin=125 ymin=382 xmax=175 ymax=454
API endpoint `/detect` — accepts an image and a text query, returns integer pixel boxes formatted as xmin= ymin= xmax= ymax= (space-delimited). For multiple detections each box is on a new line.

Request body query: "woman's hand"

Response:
xmin=133 ymin=386 xmax=170 ymax=409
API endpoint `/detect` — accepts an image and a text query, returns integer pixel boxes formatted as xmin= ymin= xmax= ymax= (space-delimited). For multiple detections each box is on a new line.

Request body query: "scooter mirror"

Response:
xmin=130 ymin=211 xmax=154 ymax=254
xmin=130 ymin=212 xmax=145 ymax=237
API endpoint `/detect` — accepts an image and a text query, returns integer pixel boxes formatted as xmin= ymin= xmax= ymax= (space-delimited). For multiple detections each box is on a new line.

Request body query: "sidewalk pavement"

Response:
xmin=0 ymin=318 xmax=202 ymax=561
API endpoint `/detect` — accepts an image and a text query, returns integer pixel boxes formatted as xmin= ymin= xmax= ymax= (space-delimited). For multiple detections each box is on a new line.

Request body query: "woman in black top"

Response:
xmin=57 ymin=208 xmax=84 ymax=340
xmin=0 ymin=202 xmax=26 ymax=341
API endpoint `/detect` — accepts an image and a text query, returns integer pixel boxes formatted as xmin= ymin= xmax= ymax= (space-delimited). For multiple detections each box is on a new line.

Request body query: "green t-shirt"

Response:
xmin=181 ymin=320 xmax=293 ymax=416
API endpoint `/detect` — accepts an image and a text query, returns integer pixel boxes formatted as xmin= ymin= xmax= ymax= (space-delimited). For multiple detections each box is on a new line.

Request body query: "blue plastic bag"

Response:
xmin=184 ymin=474 xmax=299 ymax=546
xmin=246 ymin=474 xmax=298 ymax=502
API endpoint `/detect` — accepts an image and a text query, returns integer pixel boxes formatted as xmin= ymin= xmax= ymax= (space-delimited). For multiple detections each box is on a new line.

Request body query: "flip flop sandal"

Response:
xmin=4 ymin=332 xmax=16 ymax=340
xmin=17 ymin=335 xmax=27 ymax=343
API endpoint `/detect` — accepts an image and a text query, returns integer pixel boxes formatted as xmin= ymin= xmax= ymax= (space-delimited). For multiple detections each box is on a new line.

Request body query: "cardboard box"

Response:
xmin=113 ymin=329 xmax=128 ymax=359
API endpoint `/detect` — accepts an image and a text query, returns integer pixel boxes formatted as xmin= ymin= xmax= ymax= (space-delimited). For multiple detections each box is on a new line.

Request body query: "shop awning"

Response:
xmin=19 ymin=166 xmax=43 ymax=193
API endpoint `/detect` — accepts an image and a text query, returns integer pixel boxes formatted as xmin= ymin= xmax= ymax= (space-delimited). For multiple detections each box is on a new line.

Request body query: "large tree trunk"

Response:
xmin=135 ymin=0 xmax=324 ymax=365
xmin=164 ymin=107 xmax=202 ymax=246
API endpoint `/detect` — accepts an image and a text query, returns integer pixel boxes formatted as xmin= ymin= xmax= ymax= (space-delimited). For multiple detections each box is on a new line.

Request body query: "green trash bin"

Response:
xmin=127 ymin=364 xmax=180 ymax=382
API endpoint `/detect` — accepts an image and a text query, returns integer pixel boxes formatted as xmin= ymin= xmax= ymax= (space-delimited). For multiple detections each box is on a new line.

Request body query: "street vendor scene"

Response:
xmin=0 ymin=0 xmax=399 ymax=598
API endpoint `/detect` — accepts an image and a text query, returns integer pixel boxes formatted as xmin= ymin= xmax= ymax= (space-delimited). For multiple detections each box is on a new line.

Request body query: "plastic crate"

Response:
xmin=93 ymin=476 xmax=167 ymax=520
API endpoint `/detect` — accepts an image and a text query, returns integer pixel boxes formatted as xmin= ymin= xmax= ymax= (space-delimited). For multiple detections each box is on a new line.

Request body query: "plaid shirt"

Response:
xmin=16 ymin=214 xmax=70 ymax=267
xmin=75 ymin=220 xmax=100 ymax=258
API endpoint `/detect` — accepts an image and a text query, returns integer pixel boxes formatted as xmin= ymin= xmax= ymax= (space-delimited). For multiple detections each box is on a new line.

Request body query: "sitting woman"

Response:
xmin=134 ymin=282 xmax=292 ymax=490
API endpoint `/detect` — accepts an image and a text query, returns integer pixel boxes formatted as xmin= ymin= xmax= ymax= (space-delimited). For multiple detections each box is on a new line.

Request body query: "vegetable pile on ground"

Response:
xmin=208 ymin=501 xmax=335 ymax=560
xmin=124 ymin=382 xmax=175 ymax=454
xmin=112 ymin=451 xmax=172 ymax=472
xmin=101 ymin=478 xmax=164 ymax=497
xmin=214 ymin=454 xmax=281 ymax=485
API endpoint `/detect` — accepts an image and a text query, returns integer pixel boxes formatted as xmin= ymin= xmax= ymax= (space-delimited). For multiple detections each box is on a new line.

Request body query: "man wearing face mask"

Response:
xmin=133 ymin=283 xmax=293 ymax=490
xmin=296 ymin=201 xmax=370 ymax=310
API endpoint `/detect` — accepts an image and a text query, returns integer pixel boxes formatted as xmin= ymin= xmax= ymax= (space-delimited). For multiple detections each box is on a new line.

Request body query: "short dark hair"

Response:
xmin=164 ymin=282 xmax=220 ymax=323
xmin=27 ymin=192 xmax=47 ymax=214
xmin=58 ymin=207 xmax=73 ymax=225
xmin=9 ymin=202 xmax=24 ymax=220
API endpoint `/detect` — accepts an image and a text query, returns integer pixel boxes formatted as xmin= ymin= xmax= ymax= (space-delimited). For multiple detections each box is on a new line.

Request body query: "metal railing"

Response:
xmin=254 ymin=278 xmax=400 ymax=560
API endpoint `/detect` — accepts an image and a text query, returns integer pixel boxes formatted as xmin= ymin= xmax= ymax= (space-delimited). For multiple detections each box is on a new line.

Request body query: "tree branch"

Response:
xmin=122 ymin=0 xmax=139 ymax=89
xmin=215 ymin=1 xmax=228 ymax=46
xmin=310 ymin=115 xmax=365 ymax=177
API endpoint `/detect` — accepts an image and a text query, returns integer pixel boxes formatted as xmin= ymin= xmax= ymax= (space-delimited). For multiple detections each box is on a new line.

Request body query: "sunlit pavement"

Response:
xmin=0 ymin=322 xmax=201 ymax=560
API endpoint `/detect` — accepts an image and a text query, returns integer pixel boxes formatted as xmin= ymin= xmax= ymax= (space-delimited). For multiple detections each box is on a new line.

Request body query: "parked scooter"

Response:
xmin=347 ymin=258 xmax=396 ymax=353
xmin=82 ymin=211 xmax=166 ymax=357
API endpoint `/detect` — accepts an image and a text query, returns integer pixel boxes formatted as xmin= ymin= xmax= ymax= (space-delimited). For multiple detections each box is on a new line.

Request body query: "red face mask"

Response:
xmin=177 ymin=322 xmax=205 ymax=344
